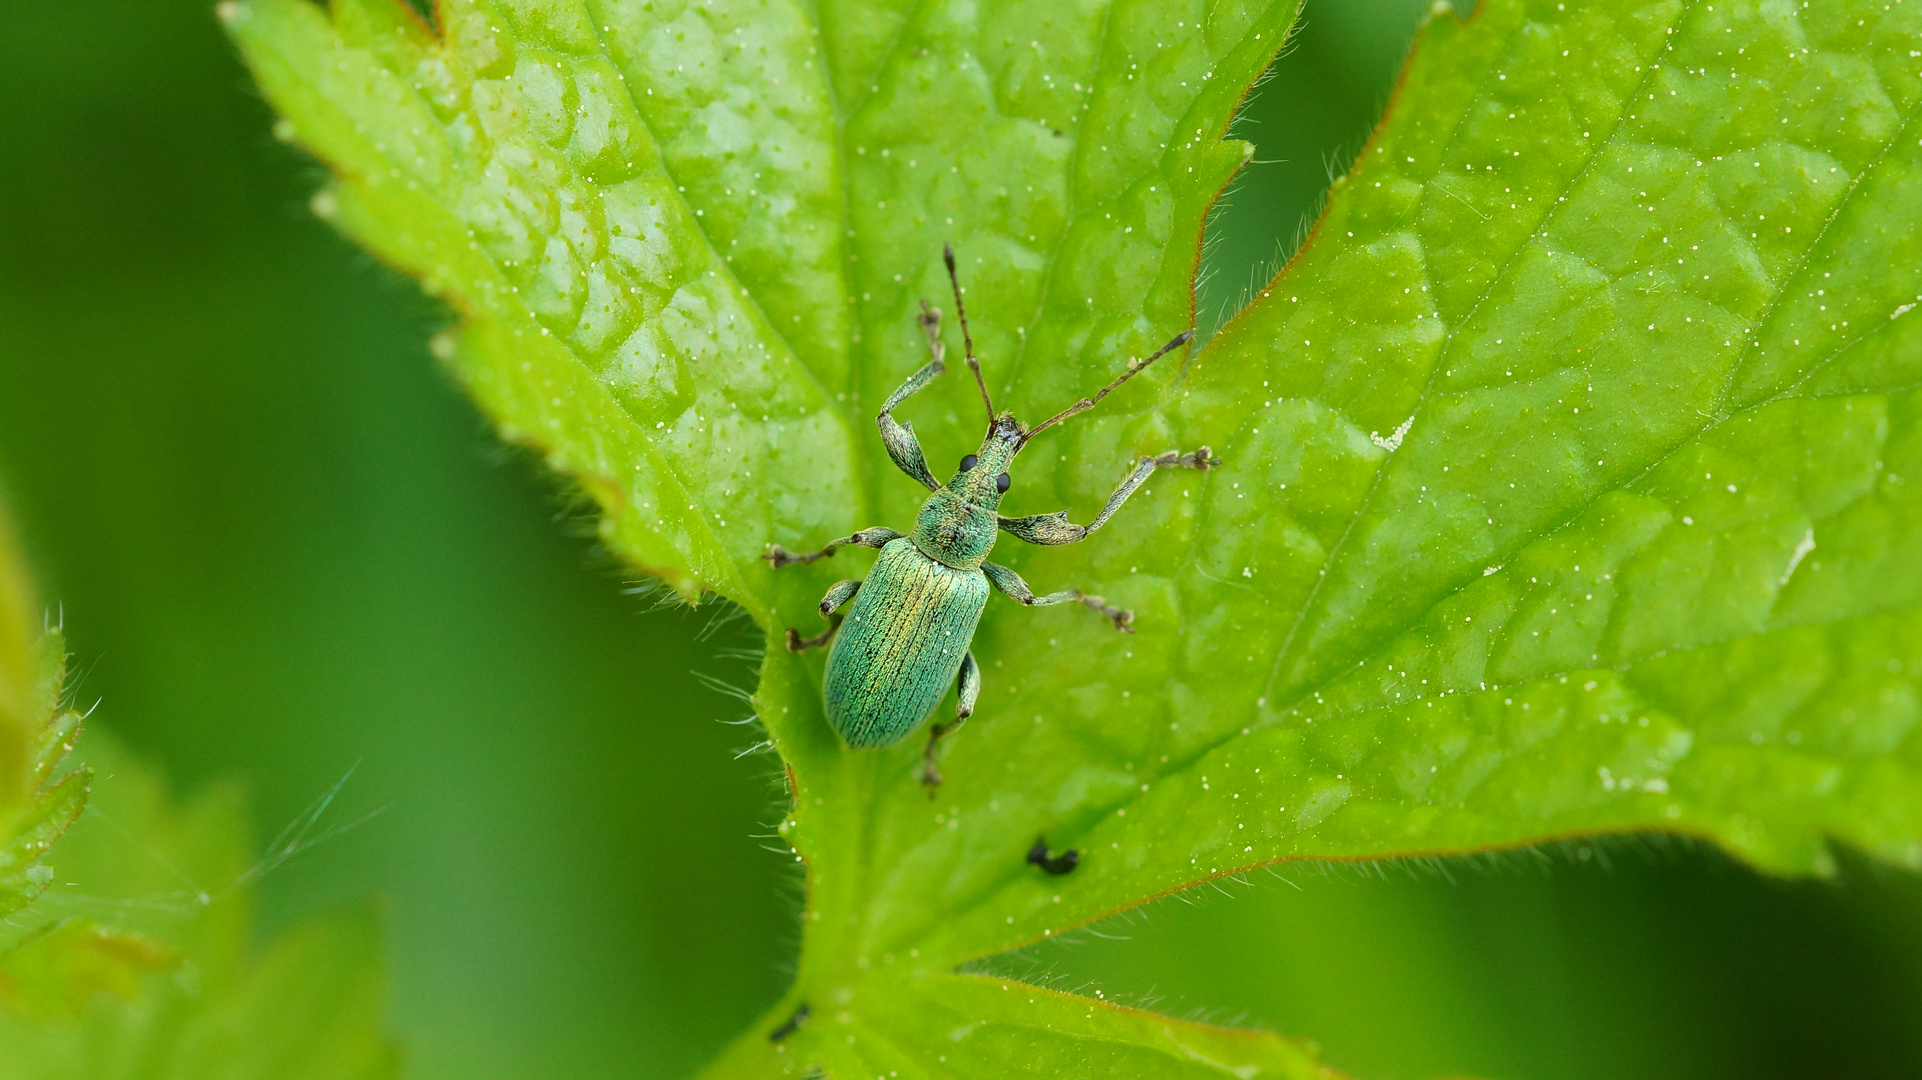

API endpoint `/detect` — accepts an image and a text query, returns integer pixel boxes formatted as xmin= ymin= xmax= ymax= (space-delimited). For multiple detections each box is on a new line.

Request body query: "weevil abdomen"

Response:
xmin=825 ymin=537 xmax=989 ymax=748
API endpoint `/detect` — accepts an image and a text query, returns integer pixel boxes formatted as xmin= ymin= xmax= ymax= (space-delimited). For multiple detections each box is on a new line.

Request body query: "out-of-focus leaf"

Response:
xmin=706 ymin=974 xmax=1338 ymax=1079
xmin=0 ymin=505 xmax=397 ymax=1075
xmin=0 ymin=504 xmax=93 ymax=926
xmin=0 ymin=502 xmax=34 ymax=810
xmin=0 ymin=922 xmax=175 ymax=1021
xmin=0 ymin=733 xmax=400 ymax=1080
xmin=0 ymin=502 xmax=168 ymax=1021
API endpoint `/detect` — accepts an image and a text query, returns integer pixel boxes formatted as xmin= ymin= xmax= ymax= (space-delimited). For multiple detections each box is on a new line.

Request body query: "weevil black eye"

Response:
xmin=996 ymin=472 xmax=1011 ymax=493
xmin=959 ymin=454 xmax=978 ymax=471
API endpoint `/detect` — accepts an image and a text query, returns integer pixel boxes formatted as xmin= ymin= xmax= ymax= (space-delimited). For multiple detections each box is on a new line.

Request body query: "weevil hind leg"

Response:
xmin=921 ymin=651 xmax=980 ymax=792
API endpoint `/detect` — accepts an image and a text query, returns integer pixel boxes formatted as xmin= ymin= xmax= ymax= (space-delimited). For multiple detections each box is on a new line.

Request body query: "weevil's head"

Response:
xmin=915 ymin=412 xmax=1021 ymax=568
xmin=946 ymin=413 xmax=1026 ymax=511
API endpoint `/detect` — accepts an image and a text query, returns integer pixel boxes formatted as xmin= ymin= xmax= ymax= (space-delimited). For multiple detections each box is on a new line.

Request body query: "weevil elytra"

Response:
xmin=766 ymin=245 xmax=1219 ymax=787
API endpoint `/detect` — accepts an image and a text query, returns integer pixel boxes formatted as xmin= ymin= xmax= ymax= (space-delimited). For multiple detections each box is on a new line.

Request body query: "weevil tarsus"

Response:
xmin=785 ymin=612 xmax=843 ymax=653
xmin=916 ymin=300 xmax=946 ymax=364
xmin=920 ymin=650 xmax=979 ymax=790
xmin=920 ymin=729 xmax=949 ymax=789
xmin=1073 ymin=590 xmax=1135 ymax=633
xmin=1026 ymin=836 xmax=1080 ymax=875
xmin=982 ymin=561 xmax=1134 ymax=633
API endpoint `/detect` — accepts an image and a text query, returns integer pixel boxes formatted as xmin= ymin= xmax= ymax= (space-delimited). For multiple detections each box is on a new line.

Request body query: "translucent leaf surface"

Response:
xmin=0 ymin=923 xmax=175 ymax=1021
xmin=0 ymin=509 xmax=396 ymax=1073
xmin=0 ymin=734 xmax=400 ymax=1080
xmin=0 ymin=506 xmax=90 ymax=927
xmin=226 ymin=0 xmax=1922 ymax=1074
xmin=0 ymin=505 xmax=177 ymax=1020
xmin=704 ymin=974 xmax=1336 ymax=1079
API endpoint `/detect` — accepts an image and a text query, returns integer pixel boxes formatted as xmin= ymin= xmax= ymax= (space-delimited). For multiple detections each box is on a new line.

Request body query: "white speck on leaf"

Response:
xmin=1781 ymin=528 xmax=1816 ymax=584
xmin=1371 ymin=415 xmax=1415 ymax=452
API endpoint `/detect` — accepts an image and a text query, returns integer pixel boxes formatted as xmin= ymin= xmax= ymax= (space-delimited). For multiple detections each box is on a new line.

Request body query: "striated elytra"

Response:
xmin=827 ymin=537 xmax=990 ymax=750
xmin=766 ymin=245 xmax=1218 ymax=788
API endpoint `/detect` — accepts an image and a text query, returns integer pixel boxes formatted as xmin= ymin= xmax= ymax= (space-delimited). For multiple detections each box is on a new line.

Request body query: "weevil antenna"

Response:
xmin=1018 ymin=329 xmax=1194 ymax=447
xmin=944 ymin=243 xmax=995 ymax=426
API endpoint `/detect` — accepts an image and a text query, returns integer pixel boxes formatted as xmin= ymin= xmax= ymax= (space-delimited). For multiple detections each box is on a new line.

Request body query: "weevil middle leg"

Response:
xmin=785 ymin=578 xmax=861 ymax=652
xmin=921 ymin=650 xmax=980 ymax=790
xmin=982 ymin=560 xmax=1135 ymax=633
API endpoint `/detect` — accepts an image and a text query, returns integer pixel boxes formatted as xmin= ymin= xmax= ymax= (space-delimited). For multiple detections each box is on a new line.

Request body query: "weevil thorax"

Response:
xmin=912 ymin=413 xmax=1025 ymax=569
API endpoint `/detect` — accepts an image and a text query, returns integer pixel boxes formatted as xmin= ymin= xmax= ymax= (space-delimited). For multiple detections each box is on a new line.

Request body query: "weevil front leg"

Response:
xmin=765 ymin=526 xmax=904 ymax=569
xmin=785 ymin=578 xmax=861 ymax=652
xmin=921 ymin=650 xmax=980 ymax=791
xmin=873 ymin=303 xmax=952 ymax=492
xmin=982 ymin=561 xmax=1135 ymax=634
xmin=998 ymin=446 xmax=1221 ymax=546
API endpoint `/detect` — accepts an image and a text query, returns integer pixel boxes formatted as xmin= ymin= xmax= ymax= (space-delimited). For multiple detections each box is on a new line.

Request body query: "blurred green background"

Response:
xmin=0 ymin=1 xmax=1917 ymax=1078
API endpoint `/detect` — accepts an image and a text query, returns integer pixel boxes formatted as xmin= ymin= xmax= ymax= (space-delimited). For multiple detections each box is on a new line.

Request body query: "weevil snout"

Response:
xmin=945 ymin=412 xmax=1026 ymax=509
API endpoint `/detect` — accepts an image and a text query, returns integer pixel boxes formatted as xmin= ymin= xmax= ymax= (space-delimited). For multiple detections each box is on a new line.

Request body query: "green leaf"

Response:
xmin=703 ymin=974 xmax=1337 ymax=1080
xmin=0 ymin=922 xmax=176 ymax=1021
xmin=0 ymin=503 xmax=91 ymax=927
xmin=0 ymin=503 xmax=174 ymax=1021
xmin=0 ymin=757 xmax=87 ymax=925
xmin=225 ymin=0 xmax=1922 ymax=1073
xmin=0 ymin=732 xmax=400 ymax=1080
xmin=0 ymin=507 xmax=397 ymax=1073
xmin=221 ymin=0 xmax=1278 ymax=616
xmin=0 ymin=503 xmax=36 ymax=809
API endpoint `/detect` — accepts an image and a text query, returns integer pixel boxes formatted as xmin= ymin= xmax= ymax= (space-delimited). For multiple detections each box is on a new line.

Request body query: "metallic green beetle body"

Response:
xmin=826 ymin=537 xmax=989 ymax=748
xmin=767 ymin=247 xmax=1216 ymax=786
xmin=825 ymin=414 xmax=1021 ymax=748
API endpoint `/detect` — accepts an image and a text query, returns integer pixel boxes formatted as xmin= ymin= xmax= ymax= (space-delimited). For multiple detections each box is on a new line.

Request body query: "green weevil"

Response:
xmin=766 ymin=246 xmax=1219 ymax=787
